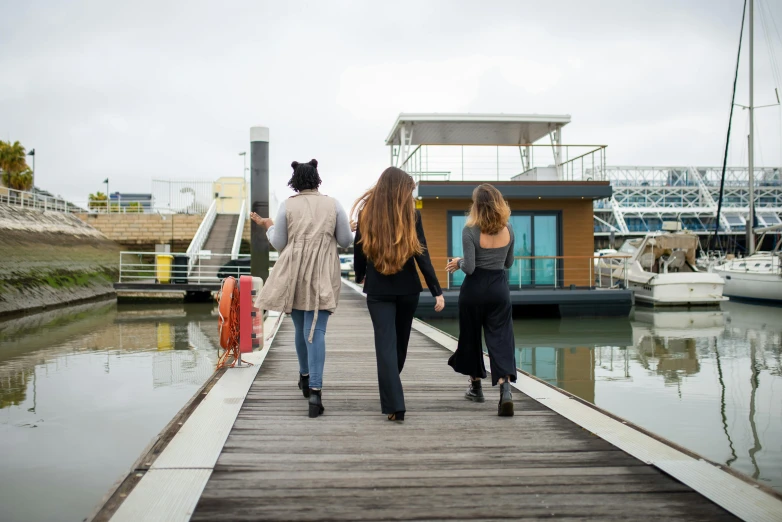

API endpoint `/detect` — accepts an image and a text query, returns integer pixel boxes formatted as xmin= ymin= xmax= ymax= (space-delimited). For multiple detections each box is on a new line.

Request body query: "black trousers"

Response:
xmin=366 ymin=293 xmax=419 ymax=414
xmin=448 ymin=268 xmax=516 ymax=386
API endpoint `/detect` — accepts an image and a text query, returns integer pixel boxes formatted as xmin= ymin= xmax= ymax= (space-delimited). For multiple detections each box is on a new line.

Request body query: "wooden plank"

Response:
xmin=188 ymin=284 xmax=739 ymax=521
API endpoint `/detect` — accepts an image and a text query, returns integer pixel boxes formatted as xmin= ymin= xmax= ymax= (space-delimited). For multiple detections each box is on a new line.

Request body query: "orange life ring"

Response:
xmin=218 ymin=276 xmax=237 ymax=349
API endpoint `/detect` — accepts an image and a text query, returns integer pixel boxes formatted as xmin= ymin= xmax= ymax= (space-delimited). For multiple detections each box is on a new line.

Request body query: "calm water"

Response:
xmin=0 ymin=300 xmax=219 ymax=522
xmin=425 ymin=300 xmax=782 ymax=492
xmin=1 ymin=300 xmax=780 ymax=522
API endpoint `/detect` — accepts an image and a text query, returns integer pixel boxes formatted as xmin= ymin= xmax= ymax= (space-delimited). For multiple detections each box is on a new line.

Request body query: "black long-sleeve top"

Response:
xmin=354 ymin=211 xmax=443 ymax=297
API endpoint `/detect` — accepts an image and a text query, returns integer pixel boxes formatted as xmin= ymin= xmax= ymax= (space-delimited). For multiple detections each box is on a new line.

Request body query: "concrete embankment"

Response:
xmin=0 ymin=204 xmax=121 ymax=316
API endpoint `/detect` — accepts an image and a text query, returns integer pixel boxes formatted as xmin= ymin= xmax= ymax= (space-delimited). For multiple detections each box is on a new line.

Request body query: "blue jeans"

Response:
xmin=290 ymin=309 xmax=331 ymax=389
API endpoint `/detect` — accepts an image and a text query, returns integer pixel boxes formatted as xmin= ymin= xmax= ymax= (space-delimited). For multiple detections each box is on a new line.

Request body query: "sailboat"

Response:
xmin=714 ymin=226 xmax=782 ymax=302
xmin=712 ymin=0 xmax=782 ymax=303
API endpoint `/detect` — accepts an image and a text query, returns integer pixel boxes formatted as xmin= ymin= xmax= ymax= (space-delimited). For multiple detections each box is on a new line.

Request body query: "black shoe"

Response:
xmin=308 ymin=389 xmax=324 ymax=418
xmin=465 ymin=378 xmax=485 ymax=403
xmin=298 ymin=374 xmax=310 ymax=398
xmin=498 ymin=382 xmax=514 ymax=417
xmin=387 ymin=411 xmax=405 ymax=422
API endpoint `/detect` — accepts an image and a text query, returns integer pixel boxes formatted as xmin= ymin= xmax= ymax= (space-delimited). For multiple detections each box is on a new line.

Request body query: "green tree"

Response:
xmin=0 ymin=141 xmax=32 ymax=191
xmin=88 ymin=191 xmax=108 ymax=211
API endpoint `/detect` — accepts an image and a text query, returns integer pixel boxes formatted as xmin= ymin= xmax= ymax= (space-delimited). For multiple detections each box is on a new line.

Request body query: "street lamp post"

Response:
xmin=239 ymin=151 xmax=247 ymax=177
xmin=27 ymin=149 xmax=35 ymax=203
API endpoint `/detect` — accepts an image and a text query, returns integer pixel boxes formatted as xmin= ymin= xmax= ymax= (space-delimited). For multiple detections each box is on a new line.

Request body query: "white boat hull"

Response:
xmin=713 ymin=269 xmax=782 ymax=303
xmin=628 ymin=273 xmax=727 ymax=306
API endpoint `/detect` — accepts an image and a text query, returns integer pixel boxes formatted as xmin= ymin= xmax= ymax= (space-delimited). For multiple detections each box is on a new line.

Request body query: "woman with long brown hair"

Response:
xmin=352 ymin=167 xmax=445 ymax=422
xmin=445 ymin=183 xmax=516 ymax=416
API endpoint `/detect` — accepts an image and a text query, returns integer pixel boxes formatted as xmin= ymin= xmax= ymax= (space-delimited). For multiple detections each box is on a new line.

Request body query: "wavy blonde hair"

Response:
xmin=466 ymin=183 xmax=511 ymax=235
xmin=351 ymin=167 xmax=422 ymax=275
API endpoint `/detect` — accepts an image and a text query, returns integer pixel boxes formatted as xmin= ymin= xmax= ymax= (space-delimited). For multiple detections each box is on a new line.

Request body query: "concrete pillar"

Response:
xmin=250 ymin=126 xmax=270 ymax=280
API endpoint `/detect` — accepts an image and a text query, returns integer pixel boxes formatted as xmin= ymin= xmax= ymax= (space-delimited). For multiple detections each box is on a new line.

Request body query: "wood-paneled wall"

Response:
xmin=418 ymin=198 xmax=595 ymax=288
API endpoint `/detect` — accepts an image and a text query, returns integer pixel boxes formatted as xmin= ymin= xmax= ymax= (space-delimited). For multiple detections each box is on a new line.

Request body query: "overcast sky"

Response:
xmin=2 ymin=0 xmax=781 ymax=211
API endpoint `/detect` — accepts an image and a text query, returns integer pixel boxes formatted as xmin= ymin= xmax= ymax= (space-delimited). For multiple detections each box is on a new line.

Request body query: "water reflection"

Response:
xmin=0 ymin=300 xmax=220 ymax=522
xmin=424 ymin=301 xmax=782 ymax=491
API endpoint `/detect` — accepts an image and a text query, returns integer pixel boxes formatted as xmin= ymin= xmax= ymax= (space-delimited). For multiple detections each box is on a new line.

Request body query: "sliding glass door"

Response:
xmin=509 ymin=212 xmax=560 ymax=287
xmin=448 ymin=211 xmax=561 ymax=288
xmin=449 ymin=213 xmax=468 ymax=287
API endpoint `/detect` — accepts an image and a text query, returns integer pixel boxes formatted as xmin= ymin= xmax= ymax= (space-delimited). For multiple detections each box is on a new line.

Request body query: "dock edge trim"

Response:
xmin=104 ymin=312 xmax=285 ymax=522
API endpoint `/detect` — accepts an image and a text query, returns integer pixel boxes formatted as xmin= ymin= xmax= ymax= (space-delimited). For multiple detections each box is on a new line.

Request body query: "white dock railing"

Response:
xmin=0 ymin=188 xmax=84 ymax=212
xmin=186 ymin=199 xmax=218 ymax=274
xmin=118 ymin=251 xmax=250 ymax=284
xmin=231 ymin=200 xmax=247 ymax=260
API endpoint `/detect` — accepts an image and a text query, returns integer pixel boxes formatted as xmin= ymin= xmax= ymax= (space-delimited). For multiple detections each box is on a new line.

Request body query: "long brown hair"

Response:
xmin=466 ymin=183 xmax=511 ymax=234
xmin=351 ymin=167 xmax=422 ymax=275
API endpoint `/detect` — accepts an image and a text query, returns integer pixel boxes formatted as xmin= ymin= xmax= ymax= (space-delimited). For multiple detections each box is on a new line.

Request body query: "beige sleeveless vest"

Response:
xmin=258 ymin=190 xmax=340 ymax=339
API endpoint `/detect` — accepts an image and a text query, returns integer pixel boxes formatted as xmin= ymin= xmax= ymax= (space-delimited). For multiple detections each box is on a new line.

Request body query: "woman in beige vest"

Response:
xmin=250 ymin=159 xmax=353 ymax=418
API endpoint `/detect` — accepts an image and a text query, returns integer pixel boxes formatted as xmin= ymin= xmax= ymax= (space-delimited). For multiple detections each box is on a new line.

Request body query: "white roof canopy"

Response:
xmin=385 ymin=113 xmax=571 ymax=147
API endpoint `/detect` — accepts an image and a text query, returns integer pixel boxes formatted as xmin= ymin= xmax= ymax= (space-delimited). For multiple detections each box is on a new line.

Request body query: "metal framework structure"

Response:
xmin=591 ymin=166 xmax=782 ymax=237
xmin=386 ymin=113 xmax=572 ymax=180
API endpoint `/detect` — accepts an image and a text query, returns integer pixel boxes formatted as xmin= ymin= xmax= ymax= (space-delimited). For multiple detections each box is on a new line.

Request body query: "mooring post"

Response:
xmin=250 ymin=126 xmax=270 ymax=281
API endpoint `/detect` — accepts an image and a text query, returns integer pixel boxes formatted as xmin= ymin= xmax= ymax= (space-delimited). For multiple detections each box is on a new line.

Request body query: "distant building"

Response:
xmin=109 ymin=192 xmax=154 ymax=212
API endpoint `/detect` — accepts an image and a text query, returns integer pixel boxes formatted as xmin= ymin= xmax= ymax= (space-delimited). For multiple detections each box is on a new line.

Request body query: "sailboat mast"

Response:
xmin=748 ymin=0 xmax=756 ymax=255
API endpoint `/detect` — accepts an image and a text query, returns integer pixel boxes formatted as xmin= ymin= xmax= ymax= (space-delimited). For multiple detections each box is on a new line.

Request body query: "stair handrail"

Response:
xmin=231 ymin=199 xmax=247 ymax=260
xmin=186 ymin=198 xmax=218 ymax=273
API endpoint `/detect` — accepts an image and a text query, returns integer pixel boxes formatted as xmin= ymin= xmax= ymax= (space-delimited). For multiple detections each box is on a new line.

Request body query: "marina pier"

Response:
xmin=93 ymin=284 xmax=782 ymax=522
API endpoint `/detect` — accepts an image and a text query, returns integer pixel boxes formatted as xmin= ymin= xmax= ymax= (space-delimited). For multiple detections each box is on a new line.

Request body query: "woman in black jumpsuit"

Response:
xmin=446 ymin=183 xmax=517 ymax=416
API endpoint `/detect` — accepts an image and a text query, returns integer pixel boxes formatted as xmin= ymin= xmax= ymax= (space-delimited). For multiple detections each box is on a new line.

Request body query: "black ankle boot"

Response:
xmin=298 ymin=374 xmax=310 ymax=398
xmin=308 ymin=389 xmax=324 ymax=418
xmin=465 ymin=378 xmax=485 ymax=403
xmin=498 ymin=382 xmax=514 ymax=417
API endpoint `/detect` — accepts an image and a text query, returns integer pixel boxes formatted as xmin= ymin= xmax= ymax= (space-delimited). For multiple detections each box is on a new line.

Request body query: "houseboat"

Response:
xmin=383 ymin=113 xmax=633 ymax=318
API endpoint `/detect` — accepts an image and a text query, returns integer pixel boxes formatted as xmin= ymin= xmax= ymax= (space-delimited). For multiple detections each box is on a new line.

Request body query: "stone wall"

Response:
xmin=0 ymin=204 xmax=122 ymax=316
xmin=74 ymin=213 xmax=256 ymax=253
xmin=75 ymin=213 xmax=204 ymax=251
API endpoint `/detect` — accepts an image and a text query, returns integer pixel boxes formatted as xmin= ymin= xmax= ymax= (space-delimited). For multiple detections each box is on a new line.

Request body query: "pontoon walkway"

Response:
xmin=95 ymin=284 xmax=782 ymax=521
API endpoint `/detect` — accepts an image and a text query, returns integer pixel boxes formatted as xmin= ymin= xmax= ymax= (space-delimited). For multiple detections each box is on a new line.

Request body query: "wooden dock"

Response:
xmin=102 ymin=284 xmax=782 ymax=522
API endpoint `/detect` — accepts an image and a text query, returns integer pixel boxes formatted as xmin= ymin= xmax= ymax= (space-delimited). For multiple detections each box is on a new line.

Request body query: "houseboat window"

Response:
xmin=450 ymin=214 xmax=468 ymax=287
xmin=533 ymin=215 xmax=558 ymax=286
xmin=510 ymin=215 xmax=533 ymax=286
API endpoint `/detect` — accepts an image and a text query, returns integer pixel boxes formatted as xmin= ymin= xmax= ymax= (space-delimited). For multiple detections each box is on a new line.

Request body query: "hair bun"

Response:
xmin=291 ymin=161 xmax=299 ymax=170
xmin=308 ymin=159 xmax=318 ymax=168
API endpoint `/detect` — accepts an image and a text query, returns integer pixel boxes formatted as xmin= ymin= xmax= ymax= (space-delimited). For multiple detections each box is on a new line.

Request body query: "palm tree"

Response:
xmin=0 ymin=141 xmax=32 ymax=191
xmin=88 ymin=191 xmax=108 ymax=211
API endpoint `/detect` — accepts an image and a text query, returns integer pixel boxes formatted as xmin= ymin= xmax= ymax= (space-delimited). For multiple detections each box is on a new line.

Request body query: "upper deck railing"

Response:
xmin=400 ymin=144 xmax=607 ymax=183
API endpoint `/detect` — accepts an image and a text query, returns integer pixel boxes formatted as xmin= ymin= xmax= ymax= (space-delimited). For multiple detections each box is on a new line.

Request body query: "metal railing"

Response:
xmin=73 ymin=199 xmax=175 ymax=214
xmin=231 ymin=199 xmax=247 ymax=260
xmin=119 ymin=251 xmax=250 ymax=284
xmin=186 ymin=199 xmax=218 ymax=274
xmin=0 ymin=187 xmax=84 ymax=212
xmin=400 ymin=144 xmax=607 ymax=183
xmin=152 ymin=179 xmax=216 ymax=214
xmin=430 ymin=255 xmax=630 ymax=290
